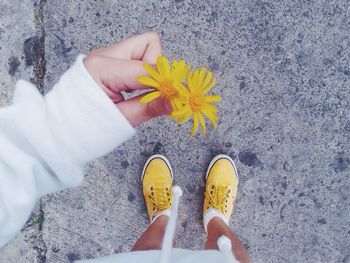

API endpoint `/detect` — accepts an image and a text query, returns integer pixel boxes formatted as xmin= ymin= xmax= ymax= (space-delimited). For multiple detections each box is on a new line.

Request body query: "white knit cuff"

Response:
xmin=44 ymin=55 xmax=136 ymax=168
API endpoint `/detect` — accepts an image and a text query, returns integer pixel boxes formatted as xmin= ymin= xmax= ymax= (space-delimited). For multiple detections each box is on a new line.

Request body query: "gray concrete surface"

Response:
xmin=0 ymin=0 xmax=47 ymax=262
xmin=1 ymin=0 xmax=350 ymax=263
xmin=0 ymin=0 xmax=37 ymax=105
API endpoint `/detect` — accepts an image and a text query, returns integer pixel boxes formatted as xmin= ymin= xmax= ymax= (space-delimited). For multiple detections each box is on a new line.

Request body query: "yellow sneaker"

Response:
xmin=203 ymin=154 xmax=239 ymax=232
xmin=142 ymin=154 xmax=174 ymax=224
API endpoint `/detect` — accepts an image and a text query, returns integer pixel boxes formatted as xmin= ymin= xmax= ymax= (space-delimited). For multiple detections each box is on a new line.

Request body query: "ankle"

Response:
xmin=152 ymin=214 xmax=169 ymax=226
xmin=207 ymin=217 xmax=229 ymax=237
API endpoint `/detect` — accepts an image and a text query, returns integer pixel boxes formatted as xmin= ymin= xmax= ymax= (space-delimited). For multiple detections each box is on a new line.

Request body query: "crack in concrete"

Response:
xmin=32 ymin=0 xmax=47 ymax=94
xmin=33 ymin=202 xmax=47 ymax=263
xmin=31 ymin=1 xmax=48 ymax=262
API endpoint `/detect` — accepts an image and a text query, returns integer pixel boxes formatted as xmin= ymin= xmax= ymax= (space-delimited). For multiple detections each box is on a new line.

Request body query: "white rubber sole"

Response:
xmin=205 ymin=154 xmax=239 ymax=185
xmin=141 ymin=154 xmax=174 ymax=181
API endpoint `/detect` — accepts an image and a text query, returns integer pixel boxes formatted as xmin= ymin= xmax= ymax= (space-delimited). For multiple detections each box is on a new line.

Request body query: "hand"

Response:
xmin=84 ymin=32 xmax=172 ymax=127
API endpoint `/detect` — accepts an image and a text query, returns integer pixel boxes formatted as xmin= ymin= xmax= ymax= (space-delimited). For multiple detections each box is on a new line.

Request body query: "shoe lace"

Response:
xmin=206 ymin=184 xmax=230 ymax=213
xmin=149 ymin=185 xmax=172 ymax=210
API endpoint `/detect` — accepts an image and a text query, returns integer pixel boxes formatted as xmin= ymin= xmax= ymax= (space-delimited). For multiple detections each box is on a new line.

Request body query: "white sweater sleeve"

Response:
xmin=0 ymin=55 xmax=135 ymax=247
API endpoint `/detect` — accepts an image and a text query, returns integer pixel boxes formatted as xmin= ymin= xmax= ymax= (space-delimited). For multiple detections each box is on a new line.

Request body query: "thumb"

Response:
xmin=116 ymin=94 xmax=173 ymax=127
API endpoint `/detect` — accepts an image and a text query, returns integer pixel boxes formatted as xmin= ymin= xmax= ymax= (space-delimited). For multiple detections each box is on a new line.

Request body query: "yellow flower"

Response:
xmin=137 ymin=56 xmax=221 ymax=136
xmin=138 ymin=56 xmax=189 ymax=109
xmin=171 ymin=67 xmax=221 ymax=136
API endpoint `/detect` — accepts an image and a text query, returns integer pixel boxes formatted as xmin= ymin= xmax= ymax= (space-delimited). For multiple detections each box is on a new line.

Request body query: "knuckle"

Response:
xmin=83 ymin=53 xmax=105 ymax=82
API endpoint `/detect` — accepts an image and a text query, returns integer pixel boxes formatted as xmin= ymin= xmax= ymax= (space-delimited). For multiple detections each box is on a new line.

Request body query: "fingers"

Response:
xmin=83 ymin=32 xmax=169 ymax=128
xmin=117 ymin=93 xmax=172 ymax=127
xmin=84 ymin=55 xmax=151 ymax=92
xmin=92 ymin=32 xmax=162 ymax=63
xmin=102 ymin=86 xmax=125 ymax=103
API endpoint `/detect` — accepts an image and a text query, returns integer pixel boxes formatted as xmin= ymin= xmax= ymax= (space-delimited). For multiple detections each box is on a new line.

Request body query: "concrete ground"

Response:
xmin=1 ymin=0 xmax=349 ymax=262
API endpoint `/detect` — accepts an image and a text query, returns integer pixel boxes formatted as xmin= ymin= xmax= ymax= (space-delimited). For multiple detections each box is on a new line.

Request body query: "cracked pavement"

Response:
xmin=0 ymin=0 xmax=350 ymax=262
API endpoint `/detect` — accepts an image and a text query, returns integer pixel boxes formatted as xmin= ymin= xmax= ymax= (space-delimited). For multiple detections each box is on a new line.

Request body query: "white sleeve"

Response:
xmin=0 ymin=55 xmax=136 ymax=247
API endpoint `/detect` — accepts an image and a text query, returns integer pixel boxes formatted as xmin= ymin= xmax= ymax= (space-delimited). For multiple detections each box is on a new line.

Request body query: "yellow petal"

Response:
xmin=172 ymin=60 xmax=178 ymax=68
xmin=171 ymin=99 xmax=184 ymax=111
xmin=157 ymin=56 xmax=170 ymax=78
xmin=198 ymin=67 xmax=206 ymax=87
xmin=144 ymin=64 xmax=161 ymax=82
xmin=192 ymin=69 xmax=200 ymax=90
xmin=202 ymin=109 xmax=218 ymax=121
xmin=165 ymin=58 xmax=189 ymax=83
xmin=187 ymin=71 xmax=194 ymax=92
xmin=203 ymin=104 xmax=218 ymax=113
xmin=171 ymin=106 xmax=189 ymax=118
xmin=184 ymin=64 xmax=191 ymax=78
xmin=191 ymin=113 xmax=199 ymax=136
xmin=174 ymin=60 xmax=189 ymax=83
xmin=203 ymin=77 xmax=216 ymax=94
xmin=202 ymin=109 xmax=219 ymax=128
xmin=202 ymin=71 xmax=213 ymax=88
xmin=177 ymin=60 xmax=185 ymax=69
xmin=138 ymin=76 xmax=160 ymax=88
xmin=198 ymin=112 xmax=206 ymax=136
xmin=171 ymin=60 xmax=178 ymax=79
xmin=174 ymin=82 xmax=189 ymax=98
xmin=168 ymin=111 xmax=178 ymax=119
xmin=177 ymin=110 xmax=192 ymax=124
xmin=204 ymin=95 xmax=221 ymax=103
xmin=140 ymin=91 xmax=161 ymax=104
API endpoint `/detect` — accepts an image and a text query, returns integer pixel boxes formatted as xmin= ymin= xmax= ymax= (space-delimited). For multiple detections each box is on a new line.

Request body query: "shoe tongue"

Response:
xmin=151 ymin=186 xmax=172 ymax=209
xmin=153 ymin=182 xmax=170 ymax=190
xmin=208 ymin=183 xmax=225 ymax=191
xmin=208 ymin=185 xmax=227 ymax=210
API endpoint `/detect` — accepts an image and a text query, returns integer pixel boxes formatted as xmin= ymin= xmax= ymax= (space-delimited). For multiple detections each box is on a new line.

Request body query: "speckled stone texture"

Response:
xmin=0 ymin=0 xmax=37 ymax=105
xmin=0 ymin=1 xmax=47 ymax=262
xmin=1 ymin=0 xmax=350 ymax=263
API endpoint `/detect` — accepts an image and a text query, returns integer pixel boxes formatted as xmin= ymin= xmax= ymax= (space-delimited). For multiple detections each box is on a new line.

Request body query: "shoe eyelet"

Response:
xmin=153 ymin=203 xmax=155 ymax=206
xmin=228 ymin=190 xmax=231 ymax=193
xmin=151 ymin=186 xmax=153 ymax=190
xmin=165 ymin=187 xmax=168 ymax=191
xmin=210 ymin=191 xmax=213 ymax=194
xmin=167 ymin=193 xmax=170 ymax=196
xmin=151 ymin=192 xmax=154 ymax=195
xmin=211 ymin=185 xmax=215 ymax=189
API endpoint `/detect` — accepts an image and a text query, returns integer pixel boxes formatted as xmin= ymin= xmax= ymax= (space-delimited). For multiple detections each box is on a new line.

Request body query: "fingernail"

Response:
xmin=164 ymin=100 xmax=173 ymax=114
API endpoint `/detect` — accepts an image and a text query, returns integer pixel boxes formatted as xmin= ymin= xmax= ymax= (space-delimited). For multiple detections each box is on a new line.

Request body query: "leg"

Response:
xmin=202 ymin=154 xmax=252 ymax=263
xmin=205 ymin=217 xmax=252 ymax=263
xmin=132 ymin=155 xmax=175 ymax=251
xmin=132 ymin=215 xmax=168 ymax=251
